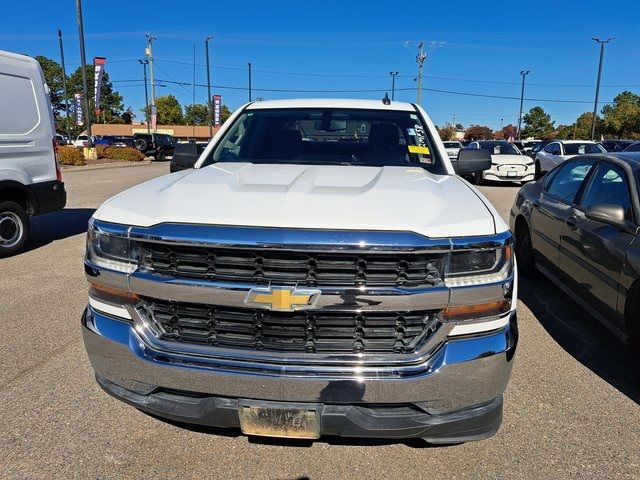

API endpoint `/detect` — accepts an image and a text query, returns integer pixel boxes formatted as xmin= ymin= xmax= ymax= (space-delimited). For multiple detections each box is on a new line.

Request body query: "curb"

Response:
xmin=61 ymin=159 xmax=158 ymax=172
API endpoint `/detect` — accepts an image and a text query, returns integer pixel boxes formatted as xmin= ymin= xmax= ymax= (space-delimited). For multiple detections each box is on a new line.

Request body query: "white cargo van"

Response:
xmin=0 ymin=50 xmax=66 ymax=256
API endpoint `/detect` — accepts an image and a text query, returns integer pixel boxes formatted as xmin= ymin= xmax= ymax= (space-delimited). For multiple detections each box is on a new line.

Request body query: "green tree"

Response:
xmin=573 ymin=112 xmax=600 ymax=140
xmin=553 ymin=124 xmax=574 ymax=140
xmin=522 ymin=106 xmax=555 ymax=139
xmin=153 ymin=94 xmax=184 ymax=124
xmin=221 ymin=104 xmax=232 ymax=123
xmin=464 ymin=125 xmax=493 ymax=140
xmin=68 ymin=66 xmax=126 ymax=124
xmin=35 ymin=56 xmax=67 ymax=116
xmin=601 ymin=91 xmax=640 ymax=139
xmin=184 ymin=103 xmax=209 ymax=125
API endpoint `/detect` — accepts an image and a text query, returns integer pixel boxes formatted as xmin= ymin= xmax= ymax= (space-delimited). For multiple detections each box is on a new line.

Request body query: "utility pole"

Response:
xmin=248 ymin=62 xmax=252 ymax=102
xmin=389 ymin=71 xmax=398 ymax=100
xmin=138 ymin=60 xmax=150 ymax=133
xmin=57 ymin=29 xmax=72 ymax=141
xmin=205 ymin=36 xmax=213 ymax=139
xmin=516 ymin=70 xmax=530 ymax=140
xmin=75 ymin=0 xmax=92 ymax=145
xmin=591 ymin=37 xmax=614 ymax=141
xmin=145 ymin=33 xmax=156 ymax=131
xmin=415 ymin=42 xmax=426 ymax=105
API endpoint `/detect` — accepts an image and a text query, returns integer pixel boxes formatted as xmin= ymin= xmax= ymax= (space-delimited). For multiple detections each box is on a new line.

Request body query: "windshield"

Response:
xmin=202 ymin=108 xmax=444 ymax=172
xmin=563 ymin=143 xmax=605 ymax=155
xmin=477 ymin=141 xmax=521 ymax=155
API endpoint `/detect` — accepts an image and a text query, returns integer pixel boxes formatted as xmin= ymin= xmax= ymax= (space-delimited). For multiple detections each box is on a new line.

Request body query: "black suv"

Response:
xmin=133 ymin=133 xmax=177 ymax=161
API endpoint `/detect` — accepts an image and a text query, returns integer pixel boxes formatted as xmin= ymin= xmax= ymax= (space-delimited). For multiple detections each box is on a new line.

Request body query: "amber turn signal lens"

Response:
xmin=443 ymin=300 xmax=510 ymax=322
xmin=89 ymin=283 xmax=139 ymax=302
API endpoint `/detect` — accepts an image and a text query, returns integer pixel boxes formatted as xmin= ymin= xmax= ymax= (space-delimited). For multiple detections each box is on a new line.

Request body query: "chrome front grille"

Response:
xmin=138 ymin=243 xmax=445 ymax=288
xmin=142 ymin=298 xmax=441 ymax=354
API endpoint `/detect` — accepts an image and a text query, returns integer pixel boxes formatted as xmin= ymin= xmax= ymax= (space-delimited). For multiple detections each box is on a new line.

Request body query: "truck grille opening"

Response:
xmin=138 ymin=243 xmax=445 ymax=288
xmin=142 ymin=298 xmax=441 ymax=354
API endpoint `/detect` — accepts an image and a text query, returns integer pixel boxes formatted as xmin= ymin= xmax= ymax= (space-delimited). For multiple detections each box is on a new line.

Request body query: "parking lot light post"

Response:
xmin=75 ymin=0 xmax=92 ymax=146
xmin=139 ymin=60 xmax=150 ymax=134
xmin=516 ymin=70 xmax=530 ymax=141
xmin=591 ymin=37 xmax=614 ymax=141
xmin=205 ymin=36 xmax=213 ymax=139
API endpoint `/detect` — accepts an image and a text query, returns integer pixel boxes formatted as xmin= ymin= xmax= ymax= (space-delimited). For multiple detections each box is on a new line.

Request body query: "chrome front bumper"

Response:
xmin=82 ymin=306 xmax=517 ymax=413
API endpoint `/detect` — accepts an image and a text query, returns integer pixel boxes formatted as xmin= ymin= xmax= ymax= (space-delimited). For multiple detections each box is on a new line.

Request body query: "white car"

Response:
xmin=535 ymin=140 xmax=605 ymax=177
xmin=467 ymin=140 xmax=535 ymax=184
xmin=442 ymin=141 xmax=463 ymax=161
xmin=73 ymin=135 xmax=89 ymax=148
xmin=82 ymin=98 xmax=518 ymax=444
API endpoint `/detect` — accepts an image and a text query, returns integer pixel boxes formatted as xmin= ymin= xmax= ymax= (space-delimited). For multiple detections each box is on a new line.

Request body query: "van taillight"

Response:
xmin=53 ymin=139 xmax=62 ymax=182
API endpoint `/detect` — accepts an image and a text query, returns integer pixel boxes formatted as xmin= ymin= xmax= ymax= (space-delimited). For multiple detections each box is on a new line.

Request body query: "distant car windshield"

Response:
xmin=563 ymin=143 xmax=605 ymax=155
xmin=476 ymin=141 xmax=520 ymax=155
xmin=202 ymin=107 xmax=445 ymax=173
xmin=443 ymin=141 xmax=462 ymax=148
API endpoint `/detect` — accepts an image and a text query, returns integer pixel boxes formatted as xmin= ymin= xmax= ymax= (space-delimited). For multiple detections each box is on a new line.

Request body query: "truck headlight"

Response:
xmin=445 ymin=246 xmax=512 ymax=287
xmin=86 ymin=219 xmax=139 ymax=273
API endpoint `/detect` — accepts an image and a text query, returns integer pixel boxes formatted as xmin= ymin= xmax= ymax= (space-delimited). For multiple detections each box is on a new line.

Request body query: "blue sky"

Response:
xmin=2 ymin=0 xmax=639 ymax=129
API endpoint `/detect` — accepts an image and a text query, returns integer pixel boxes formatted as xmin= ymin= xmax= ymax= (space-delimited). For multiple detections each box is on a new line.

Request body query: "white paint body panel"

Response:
xmin=0 ymin=50 xmax=56 ymax=186
xmin=95 ymin=99 xmax=508 ymax=238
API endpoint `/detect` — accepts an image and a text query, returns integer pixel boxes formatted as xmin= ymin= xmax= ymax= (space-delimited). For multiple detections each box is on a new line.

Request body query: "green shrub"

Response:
xmin=57 ymin=146 xmax=85 ymax=166
xmin=104 ymin=147 xmax=145 ymax=162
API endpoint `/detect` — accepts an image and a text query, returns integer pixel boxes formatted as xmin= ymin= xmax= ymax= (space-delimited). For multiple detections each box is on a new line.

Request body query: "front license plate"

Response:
xmin=507 ymin=170 xmax=517 ymax=177
xmin=239 ymin=404 xmax=320 ymax=439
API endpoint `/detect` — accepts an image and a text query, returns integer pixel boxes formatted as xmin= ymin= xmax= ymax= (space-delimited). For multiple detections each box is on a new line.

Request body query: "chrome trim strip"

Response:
xmin=127 ymin=268 xmax=451 ymax=312
xmin=91 ymin=219 xmax=512 ymax=253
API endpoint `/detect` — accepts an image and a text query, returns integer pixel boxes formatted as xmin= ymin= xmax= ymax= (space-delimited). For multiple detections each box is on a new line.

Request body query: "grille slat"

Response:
xmin=143 ymin=299 xmax=440 ymax=354
xmin=139 ymin=244 xmax=444 ymax=288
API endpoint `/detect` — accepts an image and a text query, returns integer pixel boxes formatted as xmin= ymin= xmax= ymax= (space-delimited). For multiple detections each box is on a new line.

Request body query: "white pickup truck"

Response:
xmin=82 ymin=98 xmax=518 ymax=444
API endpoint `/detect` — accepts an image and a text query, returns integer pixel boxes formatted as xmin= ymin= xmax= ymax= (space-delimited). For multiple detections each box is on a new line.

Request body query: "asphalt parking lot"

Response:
xmin=1 ymin=163 xmax=639 ymax=479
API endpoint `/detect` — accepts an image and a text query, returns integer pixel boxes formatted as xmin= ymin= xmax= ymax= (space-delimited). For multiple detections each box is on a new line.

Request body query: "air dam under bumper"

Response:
xmin=82 ymin=307 xmax=517 ymax=442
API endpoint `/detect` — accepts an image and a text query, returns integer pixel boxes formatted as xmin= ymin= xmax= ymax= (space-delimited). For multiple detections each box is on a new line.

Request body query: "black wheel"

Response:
xmin=134 ymin=138 xmax=148 ymax=152
xmin=473 ymin=172 xmax=484 ymax=185
xmin=515 ymin=219 xmax=536 ymax=276
xmin=155 ymin=150 xmax=166 ymax=162
xmin=0 ymin=201 xmax=30 ymax=257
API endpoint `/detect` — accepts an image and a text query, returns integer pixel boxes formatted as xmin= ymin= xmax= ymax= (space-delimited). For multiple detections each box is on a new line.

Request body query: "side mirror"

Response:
xmin=585 ymin=204 xmax=626 ymax=227
xmin=170 ymin=143 xmax=202 ymax=173
xmin=453 ymin=148 xmax=492 ymax=175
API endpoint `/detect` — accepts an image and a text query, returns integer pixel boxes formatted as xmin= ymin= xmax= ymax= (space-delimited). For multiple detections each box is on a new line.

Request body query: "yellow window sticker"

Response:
xmin=408 ymin=145 xmax=430 ymax=155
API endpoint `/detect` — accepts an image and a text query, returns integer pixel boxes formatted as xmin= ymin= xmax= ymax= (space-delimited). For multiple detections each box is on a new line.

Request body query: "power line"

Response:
xmin=150 ymin=77 xmax=611 ymax=104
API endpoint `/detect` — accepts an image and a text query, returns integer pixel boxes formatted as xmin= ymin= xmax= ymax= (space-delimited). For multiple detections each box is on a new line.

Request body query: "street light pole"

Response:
xmin=516 ymin=70 xmax=530 ymax=140
xmin=591 ymin=37 xmax=614 ymax=141
xmin=138 ymin=60 xmax=150 ymax=134
xmin=57 ymin=29 xmax=72 ymax=141
xmin=205 ymin=36 xmax=213 ymax=139
xmin=75 ymin=0 xmax=92 ymax=145
xmin=389 ymin=71 xmax=398 ymax=100
xmin=248 ymin=62 xmax=252 ymax=102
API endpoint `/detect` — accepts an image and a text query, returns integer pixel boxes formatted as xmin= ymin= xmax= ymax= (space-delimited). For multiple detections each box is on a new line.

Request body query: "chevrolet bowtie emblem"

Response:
xmin=245 ymin=286 xmax=320 ymax=312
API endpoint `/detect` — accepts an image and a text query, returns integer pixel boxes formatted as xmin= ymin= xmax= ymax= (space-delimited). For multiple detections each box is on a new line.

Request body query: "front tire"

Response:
xmin=626 ymin=291 xmax=640 ymax=384
xmin=0 ymin=201 xmax=30 ymax=257
xmin=155 ymin=150 xmax=166 ymax=162
xmin=473 ymin=172 xmax=484 ymax=185
xmin=515 ymin=219 xmax=536 ymax=276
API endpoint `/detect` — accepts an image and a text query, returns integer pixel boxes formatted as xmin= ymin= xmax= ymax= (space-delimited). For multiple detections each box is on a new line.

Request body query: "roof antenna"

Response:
xmin=382 ymin=93 xmax=391 ymax=105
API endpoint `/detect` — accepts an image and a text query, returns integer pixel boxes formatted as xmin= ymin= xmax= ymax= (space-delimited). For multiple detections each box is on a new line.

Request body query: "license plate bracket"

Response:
xmin=507 ymin=170 xmax=517 ymax=177
xmin=239 ymin=402 xmax=321 ymax=439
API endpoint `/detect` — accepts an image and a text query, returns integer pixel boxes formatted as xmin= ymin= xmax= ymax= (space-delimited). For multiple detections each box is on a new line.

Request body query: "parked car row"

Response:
xmin=59 ymin=132 xmax=177 ymax=161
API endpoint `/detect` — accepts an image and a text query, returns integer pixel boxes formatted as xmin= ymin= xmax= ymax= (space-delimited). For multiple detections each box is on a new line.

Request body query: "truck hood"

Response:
xmin=95 ymin=163 xmax=497 ymax=238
